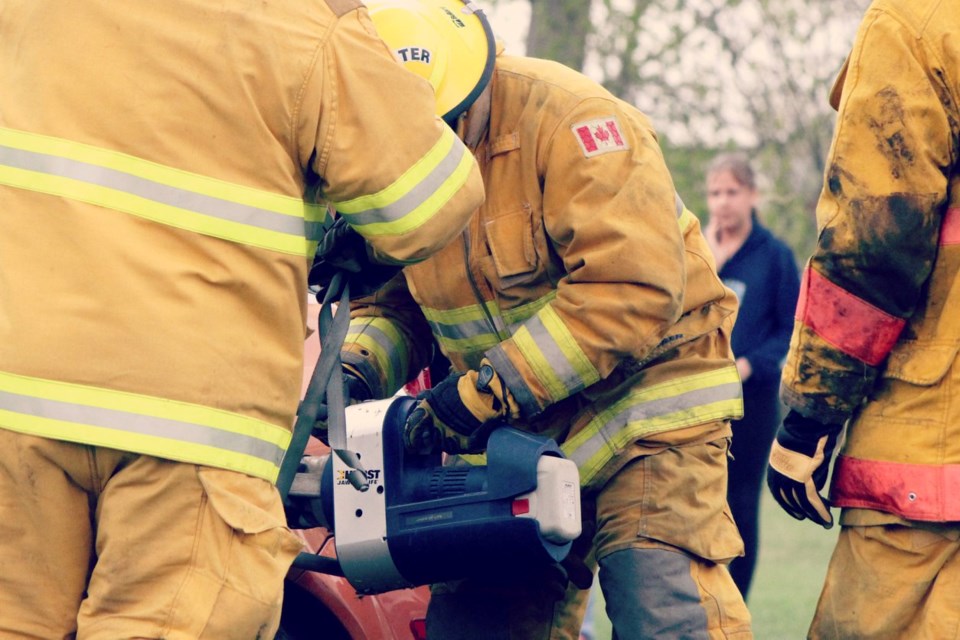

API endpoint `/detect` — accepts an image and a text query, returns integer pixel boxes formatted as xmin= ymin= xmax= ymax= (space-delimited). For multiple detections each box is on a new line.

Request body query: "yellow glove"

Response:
xmin=766 ymin=410 xmax=843 ymax=529
xmin=403 ymin=359 xmax=517 ymax=455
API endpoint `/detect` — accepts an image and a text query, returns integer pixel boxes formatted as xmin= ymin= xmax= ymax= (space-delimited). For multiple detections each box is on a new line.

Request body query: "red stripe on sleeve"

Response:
xmin=832 ymin=456 xmax=960 ymax=521
xmin=795 ymin=267 xmax=905 ymax=366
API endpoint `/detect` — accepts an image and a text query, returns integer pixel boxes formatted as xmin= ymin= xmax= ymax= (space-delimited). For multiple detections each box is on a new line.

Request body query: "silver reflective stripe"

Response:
xmin=347 ymin=323 xmax=406 ymax=386
xmin=427 ymin=315 xmax=499 ymax=342
xmin=524 ymin=313 xmax=588 ymax=395
xmin=567 ymin=381 xmax=742 ymax=468
xmin=485 ymin=346 xmax=541 ymax=418
xmin=0 ymin=389 xmax=286 ymax=467
xmin=424 ymin=293 xmax=551 ymax=345
xmin=0 ymin=145 xmax=317 ymax=239
xmin=345 ymin=141 xmax=466 ymax=227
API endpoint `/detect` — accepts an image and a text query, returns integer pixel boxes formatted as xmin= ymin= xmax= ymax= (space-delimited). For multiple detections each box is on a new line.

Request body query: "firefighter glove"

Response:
xmin=766 ymin=410 xmax=843 ymax=529
xmin=403 ymin=360 xmax=516 ymax=455
xmin=311 ymin=368 xmax=373 ymax=445
xmin=309 ymin=216 xmax=402 ymax=301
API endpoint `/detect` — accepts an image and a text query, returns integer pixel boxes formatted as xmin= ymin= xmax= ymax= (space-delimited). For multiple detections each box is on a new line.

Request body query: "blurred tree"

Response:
xmin=494 ymin=0 xmax=870 ymax=265
xmin=526 ymin=0 xmax=591 ymax=70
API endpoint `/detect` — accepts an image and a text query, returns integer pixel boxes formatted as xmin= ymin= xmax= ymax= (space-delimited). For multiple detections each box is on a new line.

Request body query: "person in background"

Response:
xmin=704 ymin=152 xmax=800 ymax=598
xmin=0 ymin=1 xmax=483 ymax=637
xmin=319 ymin=0 xmax=754 ymax=637
xmin=766 ymin=0 xmax=960 ymax=636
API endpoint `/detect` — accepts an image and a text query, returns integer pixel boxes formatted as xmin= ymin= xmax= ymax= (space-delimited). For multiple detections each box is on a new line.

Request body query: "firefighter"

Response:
xmin=765 ymin=0 xmax=960 ymax=637
xmin=317 ymin=0 xmax=753 ymax=637
xmin=0 ymin=1 xmax=483 ymax=637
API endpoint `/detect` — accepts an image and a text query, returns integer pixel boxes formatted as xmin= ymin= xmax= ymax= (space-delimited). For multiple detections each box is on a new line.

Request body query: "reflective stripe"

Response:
xmin=939 ymin=206 xmax=960 ymax=245
xmin=485 ymin=346 xmax=542 ymax=418
xmin=422 ymin=300 xmax=507 ymax=357
xmin=500 ymin=291 xmax=558 ymax=325
xmin=428 ymin=314 xmax=499 ymax=343
xmin=423 ymin=293 xmax=557 ymax=360
xmin=0 ymin=371 xmax=290 ymax=482
xmin=0 ymin=127 xmax=324 ymax=256
xmin=345 ymin=319 xmax=409 ymax=392
xmin=832 ymin=455 xmax=960 ymax=521
xmin=333 ymin=127 xmax=475 ymax=239
xmin=678 ymin=206 xmax=698 ymax=232
xmin=512 ymin=306 xmax=600 ymax=402
xmin=796 ymin=267 xmax=905 ymax=366
xmin=564 ymin=366 xmax=742 ymax=485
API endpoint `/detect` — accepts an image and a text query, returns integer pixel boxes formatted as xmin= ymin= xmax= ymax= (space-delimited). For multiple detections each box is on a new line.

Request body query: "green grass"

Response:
xmin=582 ymin=491 xmax=838 ymax=640
xmin=747 ymin=491 xmax=838 ymax=639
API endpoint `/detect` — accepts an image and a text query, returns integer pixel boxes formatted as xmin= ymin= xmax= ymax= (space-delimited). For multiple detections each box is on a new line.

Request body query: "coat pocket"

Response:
xmin=859 ymin=342 xmax=959 ymax=425
xmin=483 ymin=206 xmax=541 ymax=289
xmin=197 ymin=467 xmax=303 ymax=597
xmin=883 ymin=342 xmax=959 ymax=385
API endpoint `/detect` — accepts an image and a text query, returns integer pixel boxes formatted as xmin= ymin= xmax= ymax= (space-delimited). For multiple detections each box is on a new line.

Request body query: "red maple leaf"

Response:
xmin=593 ymin=126 xmax=610 ymax=143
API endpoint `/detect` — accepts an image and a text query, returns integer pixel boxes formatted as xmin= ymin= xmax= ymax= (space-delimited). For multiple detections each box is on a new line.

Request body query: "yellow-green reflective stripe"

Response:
xmin=0 ymin=127 xmax=322 ymax=256
xmin=436 ymin=334 xmax=502 ymax=360
xmin=423 ymin=301 xmax=506 ymax=337
xmin=678 ymin=207 xmax=697 ymax=232
xmin=422 ymin=294 xmax=560 ymax=362
xmin=421 ymin=301 xmax=493 ymax=325
xmin=422 ymin=300 xmax=506 ymax=355
xmin=333 ymin=127 xmax=474 ymax=238
xmin=564 ymin=366 xmax=742 ymax=484
xmin=0 ymin=371 xmax=290 ymax=482
xmin=501 ymin=291 xmax=557 ymax=326
xmin=427 ymin=315 xmax=497 ymax=342
xmin=513 ymin=307 xmax=599 ymax=402
xmin=346 ymin=319 xmax=409 ymax=391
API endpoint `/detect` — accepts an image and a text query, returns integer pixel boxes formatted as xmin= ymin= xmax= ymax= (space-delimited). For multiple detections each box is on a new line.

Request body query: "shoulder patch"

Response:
xmin=570 ymin=116 xmax=629 ymax=158
xmin=325 ymin=0 xmax=362 ymax=18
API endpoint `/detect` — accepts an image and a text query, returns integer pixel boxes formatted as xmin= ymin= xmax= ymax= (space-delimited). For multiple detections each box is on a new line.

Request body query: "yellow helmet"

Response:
xmin=365 ymin=0 xmax=496 ymax=126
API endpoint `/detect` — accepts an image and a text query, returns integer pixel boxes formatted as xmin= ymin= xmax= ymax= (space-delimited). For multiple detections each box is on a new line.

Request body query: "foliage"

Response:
xmin=488 ymin=0 xmax=873 ymax=267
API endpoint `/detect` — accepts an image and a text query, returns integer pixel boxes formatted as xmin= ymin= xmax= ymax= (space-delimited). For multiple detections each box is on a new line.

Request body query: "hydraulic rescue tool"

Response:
xmin=277 ymin=272 xmax=583 ymax=595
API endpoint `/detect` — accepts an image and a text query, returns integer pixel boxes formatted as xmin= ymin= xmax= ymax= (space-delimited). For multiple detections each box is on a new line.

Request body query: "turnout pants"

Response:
xmin=810 ymin=523 xmax=960 ymax=639
xmin=426 ymin=430 xmax=753 ymax=639
xmin=0 ymin=429 xmax=302 ymax=639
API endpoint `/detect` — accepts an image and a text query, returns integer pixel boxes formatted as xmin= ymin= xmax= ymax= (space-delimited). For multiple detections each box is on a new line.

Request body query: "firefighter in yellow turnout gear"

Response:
xmin=765 ymin=0 xmax=960 ymax=637
xmin=0 ymin=1 xmax=483 ymax=637
xmin=326 ymin=1 xmax=753 ymax=637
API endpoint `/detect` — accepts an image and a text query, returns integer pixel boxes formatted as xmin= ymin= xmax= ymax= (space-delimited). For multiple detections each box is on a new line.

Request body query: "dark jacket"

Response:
xmin=719 ymin=219 xmax=799 ymax=387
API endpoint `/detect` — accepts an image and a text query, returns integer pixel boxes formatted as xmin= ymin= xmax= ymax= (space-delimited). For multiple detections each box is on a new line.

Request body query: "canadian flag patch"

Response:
xmin=571 ymin=116 xmax=629 ymax=158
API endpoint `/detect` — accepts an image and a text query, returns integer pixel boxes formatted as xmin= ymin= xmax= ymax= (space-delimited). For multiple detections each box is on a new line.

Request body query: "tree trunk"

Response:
xmin=525 ymin=0 xmax=590 ymax=71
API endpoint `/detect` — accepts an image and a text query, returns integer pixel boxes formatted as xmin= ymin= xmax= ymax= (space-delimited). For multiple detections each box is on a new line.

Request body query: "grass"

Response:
xmin=746 ymin=491 xmax=838 ymax=639
xmin=582 ymin=490 xmax=839 ymax=639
